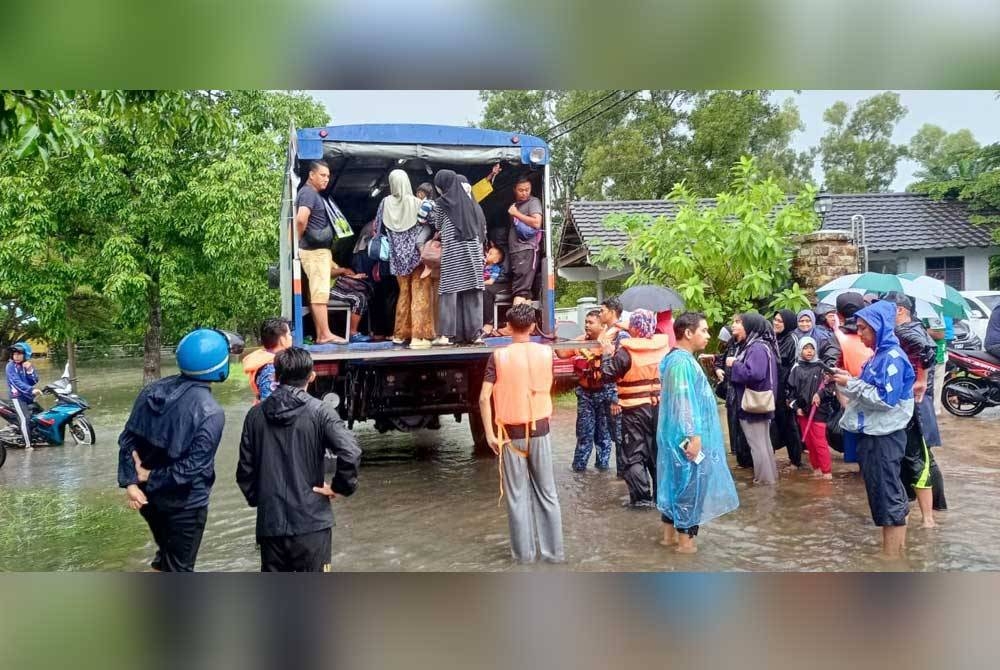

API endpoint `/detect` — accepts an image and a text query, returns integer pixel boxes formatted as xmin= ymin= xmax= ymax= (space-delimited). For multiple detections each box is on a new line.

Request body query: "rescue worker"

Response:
xmin=5 ymin=342 xmax=40 ymax=450
xmin=237 ymin=347 xmax=361 ymax=572
xmin=242 ymin=318 xmax=293 ymax=404
xmin=600 ymin=309 xmax=671 ymax=507
xmin=118 ymin=328 xmax=236 ymax=572
xmin=478 ymin=303 xmax=565 ymax=563
xmin=821 ymin=292 xmax=873 ymax=464
xmin=556 ymin=309 xmax=613 ymax=471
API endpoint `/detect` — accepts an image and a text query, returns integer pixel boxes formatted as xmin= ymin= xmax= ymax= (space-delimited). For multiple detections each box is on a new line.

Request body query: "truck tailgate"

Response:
xmin=306 ymin=337 xmax=597 ymax=362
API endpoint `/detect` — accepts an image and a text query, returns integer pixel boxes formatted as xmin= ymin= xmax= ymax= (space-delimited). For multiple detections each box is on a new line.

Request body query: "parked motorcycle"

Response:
xmin=941 ymin=348 xmax=1000 ymax=417
xmin=0 ymin=366 xmax=95 ymax=450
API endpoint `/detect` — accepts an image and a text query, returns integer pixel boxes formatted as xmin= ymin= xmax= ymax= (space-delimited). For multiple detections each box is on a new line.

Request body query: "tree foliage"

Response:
xmin=0 ymin=89 xmax=329 ymax=382
xmin=593 ymin=157 xmax=818 ymax=325
xmin=818 ymin=92 xmax=908 ymax=192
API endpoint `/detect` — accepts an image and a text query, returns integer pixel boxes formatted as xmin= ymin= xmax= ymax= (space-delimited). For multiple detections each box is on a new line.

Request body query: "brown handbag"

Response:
xmin=420 ymin=239 xmax=442 ymax=273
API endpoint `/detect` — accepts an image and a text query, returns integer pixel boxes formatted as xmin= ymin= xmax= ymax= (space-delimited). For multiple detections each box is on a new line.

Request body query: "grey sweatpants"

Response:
xmin=741 ymin=419 xmax=779 ymax=485
xmin=438 ymin=289 xmax=484 ymax=343
xmin=501 ymin=433 xmax=565 ymax=563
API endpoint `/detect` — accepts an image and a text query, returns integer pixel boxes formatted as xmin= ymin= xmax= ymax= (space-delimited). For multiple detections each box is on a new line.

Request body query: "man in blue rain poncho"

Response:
xmin=830 ymin=299 xmax=915 ymax=559
xmin=657 ymin=312 xmax=740 ymax=554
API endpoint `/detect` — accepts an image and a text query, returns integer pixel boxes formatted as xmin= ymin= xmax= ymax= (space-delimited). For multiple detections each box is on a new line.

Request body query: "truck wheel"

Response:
xmin=468 ymin=410 xmax=492 ymax=457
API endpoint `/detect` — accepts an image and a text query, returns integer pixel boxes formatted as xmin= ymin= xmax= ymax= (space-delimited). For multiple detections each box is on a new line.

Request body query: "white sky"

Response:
xmin=307 ymin=90 xmax=999 ymax=191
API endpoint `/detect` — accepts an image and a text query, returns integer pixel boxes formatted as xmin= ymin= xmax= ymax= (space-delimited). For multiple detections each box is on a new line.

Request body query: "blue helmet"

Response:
xmin=176 ymin=329 xmax=231 ymax=382
xmin=10 ymin=341 xmax=32 ymax=360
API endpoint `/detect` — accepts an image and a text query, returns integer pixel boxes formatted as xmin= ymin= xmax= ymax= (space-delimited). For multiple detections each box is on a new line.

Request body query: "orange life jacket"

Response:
xmin=618 ymin=334 xmax=671 ymax=409
xmin=834 ymin=330 xmax=873 ymax=378
xmin=242 ymin=348 xmax=276 ymax=403
xmin=493 ymin=342 xmax=554 ymax=428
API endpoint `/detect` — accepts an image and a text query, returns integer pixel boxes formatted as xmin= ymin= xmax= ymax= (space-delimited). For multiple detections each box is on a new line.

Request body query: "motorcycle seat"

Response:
xmin=965 ymin=350 xmax=1000 ymax=366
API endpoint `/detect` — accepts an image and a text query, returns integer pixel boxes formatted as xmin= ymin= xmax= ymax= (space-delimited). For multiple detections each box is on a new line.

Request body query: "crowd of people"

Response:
xmin=293 ymin=160 xmax=544 ymax=347
xmin=112 ymin=285 xmax=952 ymax=570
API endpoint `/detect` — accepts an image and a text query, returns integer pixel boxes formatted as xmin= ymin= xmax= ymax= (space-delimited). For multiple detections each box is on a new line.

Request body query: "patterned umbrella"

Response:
xmin=816 ymin=272 xmax=943 ymax=307
xmin=897 ymin=273 xmax=969 ymax=319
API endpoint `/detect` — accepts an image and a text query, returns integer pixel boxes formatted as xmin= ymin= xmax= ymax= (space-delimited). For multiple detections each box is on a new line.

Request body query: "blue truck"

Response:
xmin=275 ymin=124 xmax=566 ymax=453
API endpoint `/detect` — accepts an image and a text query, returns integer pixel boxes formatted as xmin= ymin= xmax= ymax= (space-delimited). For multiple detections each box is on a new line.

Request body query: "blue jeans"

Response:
xmin=572 ymin=386 xmax=614 ymax=470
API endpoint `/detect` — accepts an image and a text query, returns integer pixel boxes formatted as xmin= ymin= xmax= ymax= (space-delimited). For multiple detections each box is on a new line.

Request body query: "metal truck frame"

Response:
xmin=277 ymin=124 xmax=560 ymax=453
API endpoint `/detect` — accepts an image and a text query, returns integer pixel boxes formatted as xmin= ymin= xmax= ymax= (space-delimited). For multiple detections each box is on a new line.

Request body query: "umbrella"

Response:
xmin=820 ymin=288 xmax=946 ymax=321
xmin=816 ymin=272 xmax=943 ymax=307
xmin=897 ymin=273 xmax=969 ymax=319
xmin=619 ymin=284 xmax=685 ymax=313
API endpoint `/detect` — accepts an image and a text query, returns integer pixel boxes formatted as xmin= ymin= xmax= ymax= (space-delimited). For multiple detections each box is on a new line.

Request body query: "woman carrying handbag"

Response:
xmin=727 ymin=312 xmax=780 ymax=485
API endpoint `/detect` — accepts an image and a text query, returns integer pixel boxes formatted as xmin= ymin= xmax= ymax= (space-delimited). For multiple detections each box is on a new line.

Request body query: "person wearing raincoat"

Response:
xmin=657 ymin=312 xmax=740 ymax=554
xmin=831 ymin=300 xmax=915 ymax=559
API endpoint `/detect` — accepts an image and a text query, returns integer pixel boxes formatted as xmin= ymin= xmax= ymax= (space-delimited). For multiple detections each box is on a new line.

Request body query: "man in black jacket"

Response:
xmin=887 ymin=293 xmax=947 ymax=527
xmin=237 ymin=347 xmax=361 ymax=572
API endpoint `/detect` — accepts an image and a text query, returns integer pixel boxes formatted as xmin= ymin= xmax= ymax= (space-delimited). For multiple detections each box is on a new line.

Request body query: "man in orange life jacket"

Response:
xmin=556 ymin=309 xmax=614 ymax=471
xmin=242 ymin=318 xmax=293 ymax=404
xmin=479 ymin=303 xmax=565 ymax=563
xmin=601 ymin=309 xmax=672 ymax=507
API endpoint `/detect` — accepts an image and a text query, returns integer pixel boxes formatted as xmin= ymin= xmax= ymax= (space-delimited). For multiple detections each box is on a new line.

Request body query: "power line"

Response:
xmin=547 ymin=90 xmax=640 ymax=142
xmin=540 ymin=90 xmax=622 ymax=139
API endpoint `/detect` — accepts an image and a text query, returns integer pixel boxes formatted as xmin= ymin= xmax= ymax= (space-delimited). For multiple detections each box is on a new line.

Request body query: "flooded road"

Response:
xmin=2 ymin=358 xmax=1000 ymax=571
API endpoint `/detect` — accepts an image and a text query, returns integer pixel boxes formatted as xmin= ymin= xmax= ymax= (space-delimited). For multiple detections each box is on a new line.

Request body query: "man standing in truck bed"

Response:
xmin=507 ymin=177 xmax=543 ymax=306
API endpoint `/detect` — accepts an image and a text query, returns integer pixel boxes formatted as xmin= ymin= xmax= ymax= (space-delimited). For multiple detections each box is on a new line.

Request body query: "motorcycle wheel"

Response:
xmin=942 ymin=378 xmax=987 ymax=417
xmin=0 ymin=442 xmax=6 ymax=469
xmin=69 ymin=416 xmax=96 ymax=445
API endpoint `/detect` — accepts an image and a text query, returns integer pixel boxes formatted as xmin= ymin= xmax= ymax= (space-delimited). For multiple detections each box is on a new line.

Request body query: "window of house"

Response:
xmin=868 ymin=259 xmax=898 ymax=275
xmin=925 ymin=256 xmax=965 ymax=290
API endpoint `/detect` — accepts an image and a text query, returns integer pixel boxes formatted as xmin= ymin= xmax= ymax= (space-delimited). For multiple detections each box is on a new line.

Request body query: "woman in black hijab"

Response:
xmin=420 ymin=169 xmax=485 ymax=345
xmin=771 ymin=309 xmax=804 ymax=468
xmin=728 ymin=312 xmax=780 ymax=484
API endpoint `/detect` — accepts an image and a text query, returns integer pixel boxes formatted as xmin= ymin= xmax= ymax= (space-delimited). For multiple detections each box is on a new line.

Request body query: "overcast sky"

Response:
xmin=307 ymin=90 xmax=999 ymax=191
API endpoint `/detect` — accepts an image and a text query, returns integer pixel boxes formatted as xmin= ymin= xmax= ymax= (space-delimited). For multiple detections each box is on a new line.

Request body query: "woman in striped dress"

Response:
xmin=418 ymin=169 xmax=484 ymax=345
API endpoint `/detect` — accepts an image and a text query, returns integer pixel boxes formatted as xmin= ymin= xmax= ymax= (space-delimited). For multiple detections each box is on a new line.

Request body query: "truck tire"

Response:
xmin=468 ymin=410 xmax=492 ymax=457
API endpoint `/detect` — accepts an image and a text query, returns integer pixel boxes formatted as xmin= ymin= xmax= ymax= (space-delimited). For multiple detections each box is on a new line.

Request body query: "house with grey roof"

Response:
xmin=556 ymin=192 xmax=1000 ymax=293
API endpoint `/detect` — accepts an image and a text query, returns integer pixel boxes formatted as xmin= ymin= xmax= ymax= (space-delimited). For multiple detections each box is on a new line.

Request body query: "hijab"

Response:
xmin=434 ymin=169 xmax=479 ymax=242
xmin=457 ymin=174 xmax=488 ymax=241
xmin=629 ymin=309 xmax=657 ymax=338
xmin=738 ymin=312 xmax=780 ymax=361
xmin=774 ymin=309 xmax=799 ymax=367
xmin=380 ymin=169 xmax=422 ymax=233
xmin=795 ymin=335 xmax=818 ymax=363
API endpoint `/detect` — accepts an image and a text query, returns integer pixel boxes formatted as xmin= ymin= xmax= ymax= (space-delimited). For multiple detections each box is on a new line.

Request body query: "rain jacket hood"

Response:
xmin=262 ymin=383 xmax=310 ymax=426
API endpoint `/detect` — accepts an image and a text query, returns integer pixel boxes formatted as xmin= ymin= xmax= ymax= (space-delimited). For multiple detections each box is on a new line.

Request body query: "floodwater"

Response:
xmin=2 ymin=357 xmax=1000 ymax=572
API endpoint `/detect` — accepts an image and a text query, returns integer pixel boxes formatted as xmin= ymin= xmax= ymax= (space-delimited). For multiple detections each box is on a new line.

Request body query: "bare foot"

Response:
xmin=676 ymin=538 xmax=698 ymax=554
xmin=660 ymin=525 xmax=678 ymax=547
xmin=821 ymin=473 xmax=833 ymax=480
xmin=316 ymin=335 xmax=347 ymax=345
xmin=922 ymin=519 xmax=937 ymax=529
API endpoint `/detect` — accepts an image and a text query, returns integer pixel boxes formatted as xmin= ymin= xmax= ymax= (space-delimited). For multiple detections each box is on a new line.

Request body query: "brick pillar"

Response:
xmin=792 ymin=231 xmax=859 ymax=303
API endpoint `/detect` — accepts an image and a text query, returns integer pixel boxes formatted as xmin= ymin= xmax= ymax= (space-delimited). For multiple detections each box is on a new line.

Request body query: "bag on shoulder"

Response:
xmin=367 ymin=205 xmax=391 ymax=262
xmin=513 ymin=219 xmax=539 ymax=243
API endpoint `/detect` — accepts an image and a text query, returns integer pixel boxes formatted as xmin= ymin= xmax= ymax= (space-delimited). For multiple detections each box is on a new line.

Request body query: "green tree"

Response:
xmin=908 ymin=124 xmax=981 ymax=182
xmin=593 ymin=157 xmax=818 ymax=325
xmin=684 ymin=91 xmax=814 ymax=195
xmin=0 ymin=90 xmax=329 ymax=383
xmin=819 ymin=92 xmax=908 ymax=193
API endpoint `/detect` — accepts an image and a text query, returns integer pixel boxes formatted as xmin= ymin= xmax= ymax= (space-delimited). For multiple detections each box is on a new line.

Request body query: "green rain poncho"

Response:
xmin=656 ymin=348 xmax=740 ymax=528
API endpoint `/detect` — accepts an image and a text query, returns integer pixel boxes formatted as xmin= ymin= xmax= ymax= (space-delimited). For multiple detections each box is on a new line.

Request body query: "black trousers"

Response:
xmin=509 ymin=249 xmax=537 ymax=300
xmin=140 ymin=505 xmax=209 ymax=572
xmin=620 ymin=404 xmax=658 ymax=504
xmin=661 ymin=513 xmax=699 ymax=537
xmin=771 ymin=397 xmax=803 ymax=466
xmin=259 ymin=528 xmax=333 ymax=572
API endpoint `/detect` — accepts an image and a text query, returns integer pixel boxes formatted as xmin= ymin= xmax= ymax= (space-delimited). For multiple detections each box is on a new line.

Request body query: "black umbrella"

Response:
xmin=619 ymin=285 xmax=685 ymax=313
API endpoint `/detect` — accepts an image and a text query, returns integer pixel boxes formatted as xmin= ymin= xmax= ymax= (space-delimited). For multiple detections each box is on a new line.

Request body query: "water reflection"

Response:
xmin=2 ymin=357 xmax=999 ymax=571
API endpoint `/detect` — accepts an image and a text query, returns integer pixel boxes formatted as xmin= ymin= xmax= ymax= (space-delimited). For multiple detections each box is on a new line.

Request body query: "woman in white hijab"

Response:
xmin=379 ymin=169 xmax=436 ymax=348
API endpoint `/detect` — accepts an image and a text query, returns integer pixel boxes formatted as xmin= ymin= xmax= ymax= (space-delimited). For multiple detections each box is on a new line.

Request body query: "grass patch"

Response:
xmin=0 ymin=488 xmax=147 ymax=571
